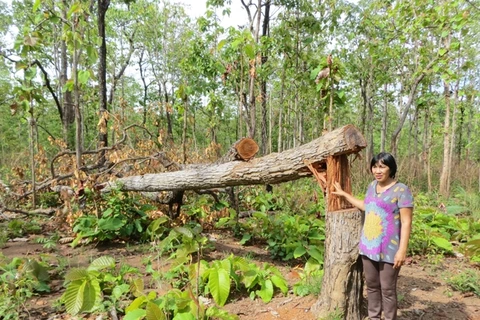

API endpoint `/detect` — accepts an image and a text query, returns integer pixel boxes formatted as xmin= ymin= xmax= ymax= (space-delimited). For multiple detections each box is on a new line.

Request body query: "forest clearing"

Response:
xmin=1 ymin=0 xmax=480 ymax=319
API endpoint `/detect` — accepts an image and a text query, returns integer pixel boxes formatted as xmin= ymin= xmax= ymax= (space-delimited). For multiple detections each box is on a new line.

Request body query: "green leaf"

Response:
xmin=239 ymin=233 xmax=251 ymax=245
xmin=88 ymin=256 xmax=115 ymax=272
xmin=63 ymin=280 xmax=85 ymax=315
xmin=445 ymin=205 xmax=469 ymax=215
xmin=146 ymin=302 xmax=165 ymax=320
xmin=130 ymin=278 xmax=145 ymax=297
xmin=172 ymin=312 xmax=196 ymax=320
xmin=208 ymin=267 xmax=231 ymax=306
xmin=293 ymin=245 xmax=307 ymax=259
xmin=32 ymin=0 xmax=41 ymax=12
xmin=242 ymin=269 xmax=258 ymax=289
xmin=98 ymin=217 xmax=124 ymax=231
xmin=438 ymin=48 xmax=447 ymax=56
xmin=81 ymin=280 xmax=97 ymax=312
xmin=270 ymin=275 xmax=288 ymax=294
xmin=256 ymin=279 xmax=274 ymax=303
xmin=124 ymin=309 xmax=147 ymax=320
xmin=174 ymin=226 xmax=193 ymax=239
xmin=126 ymin=296 xmax=147 ymax=313
xmin=78 ymin=70 xmax=90 ymax=85
xmin=244 ymin=44 xmax=255 ymax=59
xmin=431 ymin=236 xmax=453 ymax=252
xmin=307 ymin=247 xmax=324 ymax=264
xmin=65 ymin=268 xmax=89 ymax=282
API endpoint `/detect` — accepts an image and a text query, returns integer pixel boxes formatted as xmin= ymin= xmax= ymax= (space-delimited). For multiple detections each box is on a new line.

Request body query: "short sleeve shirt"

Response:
xmin=359 ymin=181 xmax=414 ymax=263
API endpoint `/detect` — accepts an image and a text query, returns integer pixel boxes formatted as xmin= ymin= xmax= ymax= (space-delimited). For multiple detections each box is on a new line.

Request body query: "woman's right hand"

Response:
xmin=332 ymin=181 xmax=346 ymax=197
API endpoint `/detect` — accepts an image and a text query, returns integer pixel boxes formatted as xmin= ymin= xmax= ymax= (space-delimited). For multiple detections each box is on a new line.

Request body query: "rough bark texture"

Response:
xmin=104 ymin=125 xmax=366 ymax=192
xmin=312 ymin=208 xmax=364 ymax=319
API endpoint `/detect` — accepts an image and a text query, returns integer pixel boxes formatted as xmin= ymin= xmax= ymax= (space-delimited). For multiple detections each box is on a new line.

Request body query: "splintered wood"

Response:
xmin=304 ymin=160 xmax=327 ymax=193
xmin=326 ymin=155 xmax=353 ymax=211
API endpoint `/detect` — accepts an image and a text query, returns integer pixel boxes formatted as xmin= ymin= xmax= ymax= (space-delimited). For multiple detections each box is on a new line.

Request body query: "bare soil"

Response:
xmin=2 ymin=232 xmax=480 ymax=320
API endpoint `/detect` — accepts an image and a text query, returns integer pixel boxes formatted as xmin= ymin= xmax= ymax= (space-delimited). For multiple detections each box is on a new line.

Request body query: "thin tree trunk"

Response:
xmin=380 ymin=83 xmax=388 ymax=151
xmin=97 ymin=0 xmax=110 ymax=166
xmin=61 ymin=0 xmax=74 ymax=148
xmin=439 ymin=80 xmax=452 ymax=196
xmin=29 ymin=102 xmax=37 ymax=209
xmin=182 ymin=96 xmax=188 ymax=164
xmin=260 ymin=0 xmax=270 ymax=155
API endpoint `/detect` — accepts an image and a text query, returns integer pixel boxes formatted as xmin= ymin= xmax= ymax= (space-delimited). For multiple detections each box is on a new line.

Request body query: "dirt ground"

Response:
xmin=2 ymin=233 xmax=480 ymax=320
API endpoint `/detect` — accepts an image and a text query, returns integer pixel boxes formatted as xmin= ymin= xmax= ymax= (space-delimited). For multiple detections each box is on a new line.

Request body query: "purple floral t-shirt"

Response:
xmin=359 ymin=181 xmax=414 ymax=263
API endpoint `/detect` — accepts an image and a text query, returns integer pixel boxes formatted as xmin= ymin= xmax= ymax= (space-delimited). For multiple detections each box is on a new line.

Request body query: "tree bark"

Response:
xmin=104 ymin=125 xmax=366 ymax=192
xmin=97 ymin=0 xmax=111 ymax=166
xmin=312 ymin=208 xmax=364 ymax=319
xmin=311 ymin=154 xmax=365 ymax=319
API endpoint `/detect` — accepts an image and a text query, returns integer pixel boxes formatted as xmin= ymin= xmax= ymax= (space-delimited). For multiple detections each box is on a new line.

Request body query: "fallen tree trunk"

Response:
xmin=104 ymin=125 xmax=366 ymax=192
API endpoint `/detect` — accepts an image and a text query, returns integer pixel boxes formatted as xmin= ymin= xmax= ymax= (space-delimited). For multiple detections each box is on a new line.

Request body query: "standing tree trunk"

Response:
xmin=439 ymin=76 xmax=452 ymax=196
xmin=260 ymin=0 xmax=270 ymax=155
xmin=312 ymin=155 xmax=364 ymax=320
xmin=61 ymin=0 xmax=74 ymax=148
xmin=97 ymin=0 xmax=110 ymax=166
xmin=380 ymin=83 xmax=388 ymax=152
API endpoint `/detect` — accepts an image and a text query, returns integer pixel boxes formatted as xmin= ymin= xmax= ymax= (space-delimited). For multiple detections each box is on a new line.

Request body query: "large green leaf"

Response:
xmin=307 ymin=247 xmax=324 ymax=264
xmin=63 ymin=280 xmax=86 ymax=315
xmin=431 ymin=237 xmax=453 ymax=252
xmin=256 ymin=279 xmax=274 ymax=303
xmin=270 ymin=275 xmax=288 ymax=294
xmin=124 ymin=309 xmax=147 ymax=320
xmin=146 ymin=302 xmax=165 ymax=320
xmin=242 ymin=269 xmax=258 ymax=289
xmin=174 ymin=226 xmax=193 ymax=239
xmin=87 ymin=256 xmax=115 ymax=272
xmin=172 ymin=312 xmax=196 ymax=320
xmin=208 ymin=267 xmax=231 ymax=306
xmin=130 ymin=278 xmax=145 ymax=297
xmin=98 ymin=217 xmax=125 ymax=231
xmin=293 ymin=245 xmax=307 ymax=259
xmin=65 ymin=268 xmax=89 ymax=282
xmin=81 ymin=280 xmax=97 ymax=312
xmin=126 ymin=296 xmax=147 ymax=313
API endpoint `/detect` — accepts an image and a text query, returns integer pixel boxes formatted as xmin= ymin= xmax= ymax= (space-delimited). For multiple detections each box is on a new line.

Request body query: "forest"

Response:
xmin=0 ymin=0 xmax=480 ymax=319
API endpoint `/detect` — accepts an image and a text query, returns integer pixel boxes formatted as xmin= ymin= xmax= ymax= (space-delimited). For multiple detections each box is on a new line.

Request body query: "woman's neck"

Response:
xmin=377 ymin=178 xmax=396 ymax=188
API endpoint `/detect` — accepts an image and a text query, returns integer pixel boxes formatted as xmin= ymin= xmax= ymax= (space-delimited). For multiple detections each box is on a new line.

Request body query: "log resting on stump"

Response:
xmin=311 ymin=155 xmax=365 ymax=320
xmin=103 ymin=125 xmax=366 ymax=192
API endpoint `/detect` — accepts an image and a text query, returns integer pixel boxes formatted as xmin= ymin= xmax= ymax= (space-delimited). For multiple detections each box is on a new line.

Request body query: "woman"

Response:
xmin=332 ymin=152 xmax=413 ymax=320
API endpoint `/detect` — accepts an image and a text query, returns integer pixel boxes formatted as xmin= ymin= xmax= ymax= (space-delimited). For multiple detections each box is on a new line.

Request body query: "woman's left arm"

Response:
xmin=393 ymin=207 xmax=413 ymax=269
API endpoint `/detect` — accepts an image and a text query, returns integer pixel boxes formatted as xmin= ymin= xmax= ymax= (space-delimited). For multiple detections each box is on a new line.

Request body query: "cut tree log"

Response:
xmin=103 ymin=124 xmax=366 ymax=192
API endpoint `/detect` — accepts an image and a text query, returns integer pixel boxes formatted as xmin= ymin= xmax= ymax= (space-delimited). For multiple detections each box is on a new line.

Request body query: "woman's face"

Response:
xmin=371 ymin=161 xmax=391 ymax=183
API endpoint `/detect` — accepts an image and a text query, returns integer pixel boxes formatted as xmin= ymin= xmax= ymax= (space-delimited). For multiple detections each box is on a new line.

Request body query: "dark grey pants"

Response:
xmin=362 ymin=255 xmax=401 ymax=320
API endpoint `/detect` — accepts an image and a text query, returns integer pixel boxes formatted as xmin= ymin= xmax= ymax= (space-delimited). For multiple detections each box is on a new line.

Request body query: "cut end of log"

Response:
xmin=236 ymin=138 xmax=259 ymax=160
xmin=344 ymin=125 xmax=367 ymax=151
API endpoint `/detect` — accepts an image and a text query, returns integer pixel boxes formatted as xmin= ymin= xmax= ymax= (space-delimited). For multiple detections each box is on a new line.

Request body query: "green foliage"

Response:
xmin=60 ymin=256 xmax=138 ymax=316
xmin=5 ymin=218 xmax=42 ymax=238
xmin=409 ymin=204 xmax=480 ymax=257
xmin=72 ymin=189 xmax=154 ymax=246
xmin=233 ymin=210 xmax=325 ymax=262
xmin=0 ymin=255 xmax=51 ymax=319
xmin=124 ymin=278 xmax=239 ymax=320
xmin=293 ymin=258 xmax=324 ymax=297
xmin=446 ymin=269 xmax=480 ymax=297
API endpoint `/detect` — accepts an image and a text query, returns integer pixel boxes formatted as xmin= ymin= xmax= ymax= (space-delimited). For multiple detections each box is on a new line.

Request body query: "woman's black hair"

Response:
xmin=370 ymin=152 xmax=397 ymax=178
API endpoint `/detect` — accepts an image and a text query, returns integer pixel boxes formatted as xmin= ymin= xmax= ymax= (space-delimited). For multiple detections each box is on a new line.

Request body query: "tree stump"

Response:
xmin=311 ymin=155 xmax=365 ymax=320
